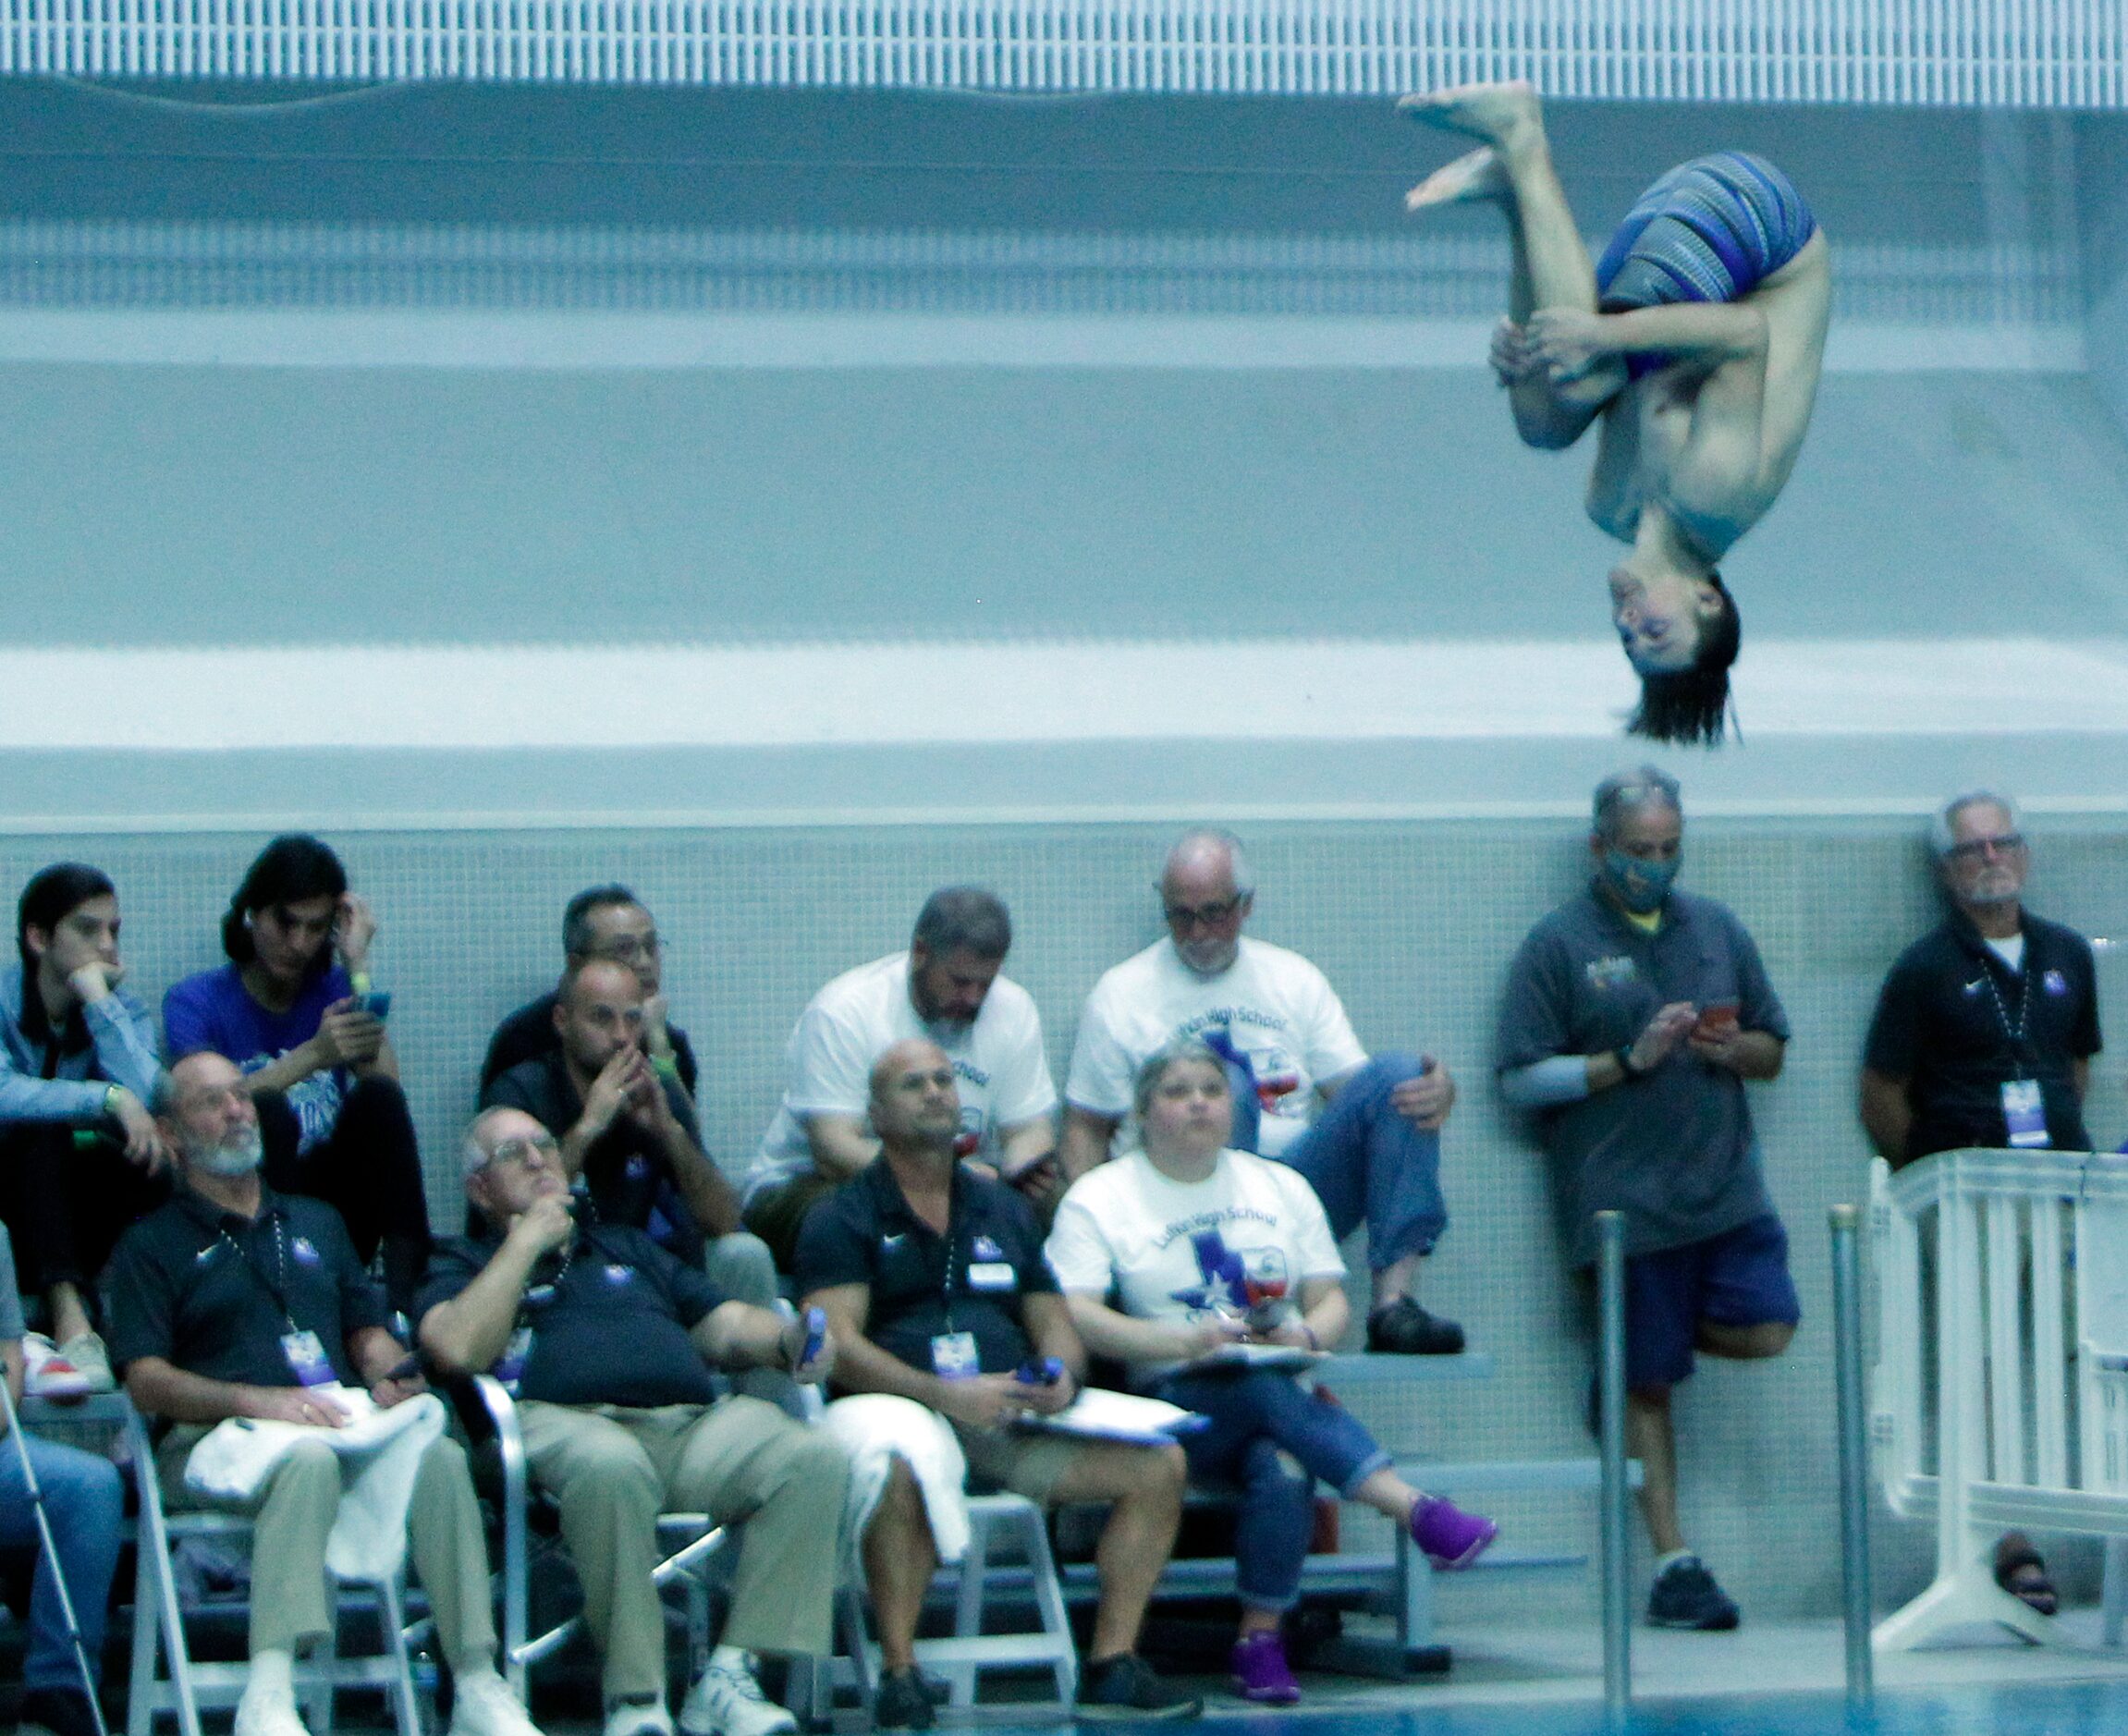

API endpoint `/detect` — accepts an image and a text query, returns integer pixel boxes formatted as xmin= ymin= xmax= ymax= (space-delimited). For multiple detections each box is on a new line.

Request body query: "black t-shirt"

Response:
xmin=794 ymin=1160 xmax=1057 ymax=1382
xmin=106 ymin=1185 xmax=390 ymax=1389
xmin=1865 ymin=909 xmax=2102 ymax=1160
xmin=481 ymin=992 xmax=699 ymax=1099
xmin=481 ymin=1050 xmax=705 ymax=1258
xmin=417 ymin=1221 xmax=725 ymax=1409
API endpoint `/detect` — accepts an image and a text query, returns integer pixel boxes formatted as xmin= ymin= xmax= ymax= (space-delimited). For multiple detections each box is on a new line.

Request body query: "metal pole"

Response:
xmin=1596 ymin=1208 xmax=1632 ymax=1730
xmin=1830 ymin=1203 xmax=1875 ymax=1710
xmin=0 ymin=1375 xmax=113 ymax=1736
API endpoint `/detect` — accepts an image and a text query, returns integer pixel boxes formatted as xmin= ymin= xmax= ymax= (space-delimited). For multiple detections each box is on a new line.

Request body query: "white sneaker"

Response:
xmin=22 ymin=1332 xmax=92 ymax=1400
xmin=449 ymin=1669 xmax=544 ymax=1736
xmin=233 ymin=1685 xmax=311 ymax=1736
xmin=603 ymin=1700 xmax=675 ymax=1736
xmin=679 ymin=1658 xmax=797 ymax=1736
xmin=55 ymin=1329 xmax=116 ymax=1393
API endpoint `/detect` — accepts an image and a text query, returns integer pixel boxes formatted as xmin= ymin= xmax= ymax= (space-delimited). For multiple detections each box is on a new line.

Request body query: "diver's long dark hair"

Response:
xmin=1627 ymin=575 xmax=1739 ymax=747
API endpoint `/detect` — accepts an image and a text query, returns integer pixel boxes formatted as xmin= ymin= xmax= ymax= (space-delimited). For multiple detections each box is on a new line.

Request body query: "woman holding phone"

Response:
xmin=163 ymin=834 xmax=431 ymax=1309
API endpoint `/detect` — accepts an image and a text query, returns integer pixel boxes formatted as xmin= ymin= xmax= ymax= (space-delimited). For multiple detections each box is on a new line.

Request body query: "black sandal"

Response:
xmin=1993 ymin=1535 xmax=2059 ymax=1617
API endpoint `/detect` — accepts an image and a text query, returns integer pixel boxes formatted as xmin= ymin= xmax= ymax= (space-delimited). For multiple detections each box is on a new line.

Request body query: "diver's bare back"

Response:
xmin=1584 ymin=231 xmax=1830 ymax=561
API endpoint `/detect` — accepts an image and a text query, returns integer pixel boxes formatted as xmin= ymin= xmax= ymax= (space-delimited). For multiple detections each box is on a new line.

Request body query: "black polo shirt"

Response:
xmin=417 ymin=1221 xmax=725 ymax=1409
xmin=1865 ymin=909 xmax=2101 ymax=1161
xmin=480 ymin=992 xmax=700 ymax=1099
xmin=794 ymin=1161 xmax=1056 ymax=1381
xmin=105 ymin=1185 xmax=389 ymax=1389
xmin=482 ymin=1050 xmax=705 ymax=1255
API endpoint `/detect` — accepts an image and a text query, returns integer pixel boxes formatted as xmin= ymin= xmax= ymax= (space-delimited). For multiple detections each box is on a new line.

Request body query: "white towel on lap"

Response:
xmin=183 ymin=1386 xmax=447 ymax=1583
xmin=819 ymin=1393 xmax=971 ymax=1568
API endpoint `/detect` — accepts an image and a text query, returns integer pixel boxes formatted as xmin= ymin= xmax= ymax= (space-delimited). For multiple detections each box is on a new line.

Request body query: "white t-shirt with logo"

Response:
xmin=1046 ymin=1147 xmax=1347 ymax=1384
xmin=747 ymin=951 xmax=1058 ymax=1198
xmin=1064 ymin=937 xmax=1369 ymax=1159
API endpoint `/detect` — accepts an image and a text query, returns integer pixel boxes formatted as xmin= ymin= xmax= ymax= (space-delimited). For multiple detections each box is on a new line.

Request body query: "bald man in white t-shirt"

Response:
xmin=1060 ymin=832 xmax=1463 ymax=1355
xmin=742 ymin=886 xmax=1059 ymax=1267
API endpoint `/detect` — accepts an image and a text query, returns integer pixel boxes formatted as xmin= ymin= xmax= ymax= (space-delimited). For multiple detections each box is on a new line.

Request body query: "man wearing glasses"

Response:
xmin=1059 ymin=830 xmax=1463 ymax=1356
xmin=421 ymin=1107 xmax=852 ymax=1736
xmin=483 ymin=886 xmax=697 ymax=1104
xmin=1862 ymin=790 xmax=2102 ymax=1168
xmin=1859 ymin=789 xmax=2104 ymax=1622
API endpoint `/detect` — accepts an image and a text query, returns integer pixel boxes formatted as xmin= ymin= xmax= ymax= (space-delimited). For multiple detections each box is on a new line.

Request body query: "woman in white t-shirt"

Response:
xmin=1046 ymin=1038 xmax=1498 ymax=1705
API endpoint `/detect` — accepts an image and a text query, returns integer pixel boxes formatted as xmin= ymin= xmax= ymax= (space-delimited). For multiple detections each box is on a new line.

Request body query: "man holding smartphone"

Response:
xmin=1494 ymin=766 xmax=1796 ymax=1632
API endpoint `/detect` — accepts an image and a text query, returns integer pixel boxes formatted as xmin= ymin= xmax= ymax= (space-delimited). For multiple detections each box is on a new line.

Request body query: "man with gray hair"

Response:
xmin=1061 ymin=829 xmax=1463 ymax=1356
xmin=742 ymin=887 xmax=1059 ymax=1269
xmin=1862 ymin=790 xmax=2100 ymax=1168
xmin=1859 ymin=789 xmax=2102 ymax=1620
xmin=419 ymin=1105 xmax=855 ymax=1736
xmin=1495 ymin=767 xmax=1794 ymax=1631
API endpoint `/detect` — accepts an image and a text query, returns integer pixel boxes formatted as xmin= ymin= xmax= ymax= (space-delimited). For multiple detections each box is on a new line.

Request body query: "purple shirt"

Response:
xmin=163 ymin=962 xmax=353 ymax=1152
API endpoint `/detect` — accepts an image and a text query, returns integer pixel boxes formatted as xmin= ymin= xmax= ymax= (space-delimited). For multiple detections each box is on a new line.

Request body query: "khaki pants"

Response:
xmin=159 ymin=1426 xmax=495 ymax=1666
xmin=518 ymin=1398 xmax=848 ymax=1703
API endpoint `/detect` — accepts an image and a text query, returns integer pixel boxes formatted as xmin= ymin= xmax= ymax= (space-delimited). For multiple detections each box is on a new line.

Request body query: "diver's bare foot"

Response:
xmin=1396 ymin=79 xmax=1542 ymax=150
xmin=1405 ymin=145 xmax=1510 ymax=211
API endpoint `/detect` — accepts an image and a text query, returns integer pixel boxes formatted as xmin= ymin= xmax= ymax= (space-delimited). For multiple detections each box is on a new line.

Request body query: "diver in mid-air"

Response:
xmin=1403 ymin=80 xmax=1831 ymax=746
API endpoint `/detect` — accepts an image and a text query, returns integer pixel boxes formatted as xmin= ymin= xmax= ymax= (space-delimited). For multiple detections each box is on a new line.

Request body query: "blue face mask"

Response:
xmin=1601 ymin=849 xmax=1680 ymax=914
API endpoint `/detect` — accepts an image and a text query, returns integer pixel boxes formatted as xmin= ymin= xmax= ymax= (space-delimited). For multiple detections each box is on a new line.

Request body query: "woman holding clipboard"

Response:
xmin=1046 ymin=1038 xmax=1498 ymax=1705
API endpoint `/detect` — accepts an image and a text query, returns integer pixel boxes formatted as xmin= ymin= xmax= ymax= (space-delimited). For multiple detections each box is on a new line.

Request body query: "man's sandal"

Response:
xmin=1994 ymin=1536 xmax=2059 ymax=1617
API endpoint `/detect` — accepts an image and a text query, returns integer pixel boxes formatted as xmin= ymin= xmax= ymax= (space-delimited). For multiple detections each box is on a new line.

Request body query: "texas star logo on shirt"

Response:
xmin=2044 ymin=969 xmax=2070 ymax=996
xmin=972 ymin=1235 xmax=1004 ymax=1262
xmin=289 ymin=1237 xmax=321 ymax=1266
xmin=603 ymin=1264 xmax=632 ymax=1286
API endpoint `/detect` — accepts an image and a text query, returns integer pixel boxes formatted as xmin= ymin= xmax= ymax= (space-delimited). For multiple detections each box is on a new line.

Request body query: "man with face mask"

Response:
xmin=105 ymin=1052 xmax=541 ymax=1736
xmin=1494 ymin=765 xmax=1795 ymax=1632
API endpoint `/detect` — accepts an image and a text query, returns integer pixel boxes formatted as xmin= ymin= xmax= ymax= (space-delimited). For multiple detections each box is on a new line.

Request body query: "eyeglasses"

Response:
xmin=1946 ymin=835 xmax=2024 ymax=862
xmin=592 ymin=934 xmax=661 ymax=964
xmin=487 ymin=1133 xmax=561 ymax=1169
xmin=1162 ymin=896 xmax=1244 ymax=930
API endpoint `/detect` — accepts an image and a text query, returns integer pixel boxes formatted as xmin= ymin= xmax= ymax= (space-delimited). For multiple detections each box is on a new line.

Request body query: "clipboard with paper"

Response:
xmin=1014 ymin=1388 xmax=1210 ymax=1447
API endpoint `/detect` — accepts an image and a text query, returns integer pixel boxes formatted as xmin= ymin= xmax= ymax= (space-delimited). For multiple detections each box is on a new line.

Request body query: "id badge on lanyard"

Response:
xmin=927 ymin=1198 xmax=982 ymax=1380
xmin=280 ymin=1328 xmax=336 ymax=1388
xmin=2002 ymin=1079 xmax=2049 ymax=1148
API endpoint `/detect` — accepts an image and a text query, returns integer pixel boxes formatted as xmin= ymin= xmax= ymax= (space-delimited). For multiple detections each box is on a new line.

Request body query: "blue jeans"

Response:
xmin=1156 ymin=1368 xmax=1391 ymax=1612
xmin=0 ymin=1428 xmax=124 ymax=1691
xmin=1227 ymin=1051 xmax=1447 ymax=1266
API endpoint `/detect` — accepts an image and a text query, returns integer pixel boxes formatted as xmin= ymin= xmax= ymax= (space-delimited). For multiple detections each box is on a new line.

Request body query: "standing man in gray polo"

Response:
xmin=1495 ymin=766 xmax=1796 ymax=1632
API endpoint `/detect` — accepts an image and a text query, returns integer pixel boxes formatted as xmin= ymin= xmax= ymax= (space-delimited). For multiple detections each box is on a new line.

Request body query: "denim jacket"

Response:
xmin=0 ymin=961 xmax=162 ymax=1124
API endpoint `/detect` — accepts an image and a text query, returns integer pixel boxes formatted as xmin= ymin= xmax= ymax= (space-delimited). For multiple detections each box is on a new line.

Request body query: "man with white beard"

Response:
xmin=104 ymin=1052 xmax=539 ymax=1736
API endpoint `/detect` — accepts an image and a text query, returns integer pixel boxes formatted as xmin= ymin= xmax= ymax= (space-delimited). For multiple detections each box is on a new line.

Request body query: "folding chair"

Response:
xmin=822 ymin=1491 xmax=1077 ymax=1719
xmin=458 ymin=1376 xmax=728 ymax=1701
xmin=122 ymin=1404 xmax=425 ymax=1736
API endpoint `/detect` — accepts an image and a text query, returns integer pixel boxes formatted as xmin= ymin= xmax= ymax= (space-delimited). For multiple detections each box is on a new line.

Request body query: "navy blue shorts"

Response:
xmin=1624 ymin=1214 xmax=1800 ymax=1389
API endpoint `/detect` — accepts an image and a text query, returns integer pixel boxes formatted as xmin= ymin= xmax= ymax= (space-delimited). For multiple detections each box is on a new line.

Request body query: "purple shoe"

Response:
xmin=1229 ymin=1631 xmax=1301 ymax=1705
xmin=1411 ymin=1495 xmax=1498 ymax=1569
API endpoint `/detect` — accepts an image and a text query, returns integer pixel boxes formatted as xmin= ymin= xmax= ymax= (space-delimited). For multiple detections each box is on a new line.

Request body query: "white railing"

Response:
xmin=1872 ymin=1149 xmax=2128 ymax=1652
xmin=0 ymin=1 xmax=2121 ymax=104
